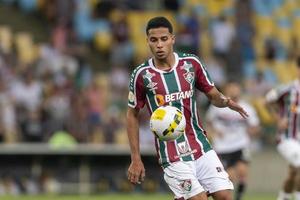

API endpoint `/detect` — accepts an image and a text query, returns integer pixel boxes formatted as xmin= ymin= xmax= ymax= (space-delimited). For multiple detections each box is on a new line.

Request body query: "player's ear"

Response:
xmin=171 ymin=34 xmax=175 ymax=44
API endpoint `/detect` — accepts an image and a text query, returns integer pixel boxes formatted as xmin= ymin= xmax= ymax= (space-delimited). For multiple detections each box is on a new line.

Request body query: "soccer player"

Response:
xmin=206 ymin=82 xmax=260 ymax=200
xmin=126 ymin=16 xmax=248 ymax=200
xmin=265 ymin=57 xmax=300 ymax=200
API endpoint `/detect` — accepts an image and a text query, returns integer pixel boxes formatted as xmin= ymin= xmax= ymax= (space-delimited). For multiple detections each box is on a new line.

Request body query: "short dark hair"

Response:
xmin=146 ymin=16 xmax=173 ymax=35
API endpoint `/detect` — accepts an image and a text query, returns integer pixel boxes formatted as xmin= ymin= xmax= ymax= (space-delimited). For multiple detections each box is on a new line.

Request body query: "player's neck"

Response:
xmin=153 ymin=53 xmax=175 ymax=71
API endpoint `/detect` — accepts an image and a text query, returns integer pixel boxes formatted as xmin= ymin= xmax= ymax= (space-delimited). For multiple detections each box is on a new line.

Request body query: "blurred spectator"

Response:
xmin=0 ymin=174 xmax=20 ymax=195
xmin=0 ymin=77 xmax=17 ymax=143
xmin=66 ymin=94 xmax=89 ymax=143
xmin=205 ymin=55 xmax=227 ymax=88
xmin=235 ymin=0 xmax=255 ymax=62
xmin=21 ymin=110 xmax=43 ymax=142
xmin=211 ymin=15 xmax=235 ymax=61
xmin=176 ymin=11 xmax=200 ymax=55
xmin=10 ymin=70 xmax=42 ymax=112
xmin=84 ymin=77 xmax=104 ymax=131
xmin=109 ymin=9 xmax=133 ymax=66
xmin=43 ymin=82 xmax=71 ymax=138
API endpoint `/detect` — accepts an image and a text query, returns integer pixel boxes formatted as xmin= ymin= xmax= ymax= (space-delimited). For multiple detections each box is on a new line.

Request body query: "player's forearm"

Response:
xmin=126 ymin=108 xmax=141 ymax=161
xmin=206 ymin=87 xmax=230 ymax=108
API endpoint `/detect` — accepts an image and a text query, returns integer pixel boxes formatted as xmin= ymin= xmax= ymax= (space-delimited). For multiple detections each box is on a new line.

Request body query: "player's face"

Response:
xmin=147 ymin=27 xmax=175 ymax=60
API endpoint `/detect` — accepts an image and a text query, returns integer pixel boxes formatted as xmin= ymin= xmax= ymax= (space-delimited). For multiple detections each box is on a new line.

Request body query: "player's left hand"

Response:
xmin=228 ymin=99 xmax=249 ymax=119
xmin=127 ymin=159 xmax=145 ymax=185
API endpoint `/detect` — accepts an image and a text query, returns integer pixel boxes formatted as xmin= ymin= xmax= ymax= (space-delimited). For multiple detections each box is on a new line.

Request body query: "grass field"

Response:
xmin=0 ymin=193 xmax=276 ymax=200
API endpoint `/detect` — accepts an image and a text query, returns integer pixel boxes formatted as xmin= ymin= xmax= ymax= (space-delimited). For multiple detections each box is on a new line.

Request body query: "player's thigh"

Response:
xmin=164 ymin=161 xmax=205 ymax=200
xmin=225 ymin=167 xmax=237 ymax=182
xmin=188 ymin=192 xmax=208 ymax=200
xmin=195 ymin=150 xmax=234 ymax=194
xmin=211 ymin=189 xmax=233 ymax=200
xmin=235 ymin=161 xmax=248 ymax=179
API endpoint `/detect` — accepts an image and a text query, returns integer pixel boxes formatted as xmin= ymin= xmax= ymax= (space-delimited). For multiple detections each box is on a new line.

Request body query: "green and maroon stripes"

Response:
xmin=163 ymin=71 xmax=193 ymax=162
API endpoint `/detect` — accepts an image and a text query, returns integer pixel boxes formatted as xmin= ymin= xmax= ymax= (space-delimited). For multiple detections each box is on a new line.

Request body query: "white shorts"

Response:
xmin=277 ymin=138 xmax=300 ymax=167
xmin=163 ymin=150 xmax=234 ymax=199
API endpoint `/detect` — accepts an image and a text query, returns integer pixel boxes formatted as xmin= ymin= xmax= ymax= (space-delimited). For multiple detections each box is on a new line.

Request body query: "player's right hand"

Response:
xmin=127 ymin=160 xmax=145 ymax=185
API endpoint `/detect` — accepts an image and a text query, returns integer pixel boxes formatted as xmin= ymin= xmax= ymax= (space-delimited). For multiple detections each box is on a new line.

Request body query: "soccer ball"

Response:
xmin=150 ymin=105 xmax=186 ymax=141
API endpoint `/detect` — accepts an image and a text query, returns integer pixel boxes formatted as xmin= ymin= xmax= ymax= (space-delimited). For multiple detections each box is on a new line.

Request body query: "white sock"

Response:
xmin=277 ymin=191 xmax=292 ymax=200
xmin=295 ymin=191 xmax=300 ymax=200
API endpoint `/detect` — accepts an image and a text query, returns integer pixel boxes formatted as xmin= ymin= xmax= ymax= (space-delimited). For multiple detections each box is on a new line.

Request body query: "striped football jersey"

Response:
xmin=128 ymin=52 xmax=214 ymax=168
xmin=265 ymin=80 xmax=300 ymax=142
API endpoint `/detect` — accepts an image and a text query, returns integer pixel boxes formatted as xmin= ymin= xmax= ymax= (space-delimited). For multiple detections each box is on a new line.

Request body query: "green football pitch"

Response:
xmin=0 ymin=193 xmax=276 ymax=200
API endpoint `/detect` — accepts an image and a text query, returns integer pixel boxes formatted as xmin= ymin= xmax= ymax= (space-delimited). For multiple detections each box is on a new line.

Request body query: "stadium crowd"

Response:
xmin=0 ymin=0 xmax=299 ymax=195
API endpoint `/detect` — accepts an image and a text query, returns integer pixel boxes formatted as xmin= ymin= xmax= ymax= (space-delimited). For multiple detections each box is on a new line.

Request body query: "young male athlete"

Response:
xmin=265 ymin=57 xmax=300 ymax=200
xmin=206 ymin=82 xmax=260 ymax=200
xmin=127 ymin=16 xmax=248 ymax=200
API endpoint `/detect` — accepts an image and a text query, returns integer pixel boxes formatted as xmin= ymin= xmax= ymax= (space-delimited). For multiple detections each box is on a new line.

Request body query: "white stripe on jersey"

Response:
xmin=288 ymin=90 xmax=296 ymax=138
xmin=128 ymin=66 xmax=150 ymax=108
xmin=173 ymin=68 xmax=194 ymax=160
xmin=159 ymin=73 xmax=171 ymax=164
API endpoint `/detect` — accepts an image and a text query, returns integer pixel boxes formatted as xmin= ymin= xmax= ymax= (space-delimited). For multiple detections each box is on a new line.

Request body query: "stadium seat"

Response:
xmin=292 ymin=10 xmax=300 ymax=43
xmin=252 ymin=97 xmax=275 ymax=125
xmin=206 ymin=0 xmax=234 ymax=17
xmin=274 ymin=17 xmax=292 ymax=48
xmin=254 ymin=15 xmax=274 ymax=38
xmin=0 ymin=25 xmax=12 ymax=54
xmin=273 ymin=60 xmax=296 ymax=83
xmin=15 ymin=32 xmax=37 ymax=64
xmin=94 ymin=31 xmax=112 ymax=52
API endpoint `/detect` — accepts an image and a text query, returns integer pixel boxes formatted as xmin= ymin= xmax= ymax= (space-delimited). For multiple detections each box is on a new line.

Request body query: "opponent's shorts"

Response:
xmin=218 ymin=149 xmax=250 ymax=169
xmin=277 ymin=138 xmax=300 ymax=167
xmin=163 ymin=150 xmax=234 ymax=200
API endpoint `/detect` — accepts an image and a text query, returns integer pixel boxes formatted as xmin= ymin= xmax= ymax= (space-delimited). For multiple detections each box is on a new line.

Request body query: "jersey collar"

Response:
xmin=149 ymin=52 xmax=179 ymax=73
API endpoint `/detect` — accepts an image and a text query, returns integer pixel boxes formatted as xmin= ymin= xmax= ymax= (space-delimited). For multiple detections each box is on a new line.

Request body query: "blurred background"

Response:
xmin=0 ymin=0 xmax=297 ymax=197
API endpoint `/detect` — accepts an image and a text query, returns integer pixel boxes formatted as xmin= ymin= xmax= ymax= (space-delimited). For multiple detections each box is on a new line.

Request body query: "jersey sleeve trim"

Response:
xmin=128 ymin=65 xmax=147 ymax=108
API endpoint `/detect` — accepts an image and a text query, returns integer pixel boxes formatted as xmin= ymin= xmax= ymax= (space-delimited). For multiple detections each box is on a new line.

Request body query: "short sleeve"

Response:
xmin=193 ymin=58 xmax=214 ymax=93
xmin=245 ymin=103 xmax=260 ymax=127
xmin=265 ymin=83 xmax=291 ymax=103
xmin=128 ymin=67 xmax=146 ymax=109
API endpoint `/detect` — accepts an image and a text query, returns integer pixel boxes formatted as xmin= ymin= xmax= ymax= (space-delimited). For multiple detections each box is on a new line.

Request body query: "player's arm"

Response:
xmin=126 ymin=107 xmax=145 ymax=185
xmin=205 ymin=87 xmax=248 ymax=118
xmin=265 ymin=89 xmax=288 ymax=131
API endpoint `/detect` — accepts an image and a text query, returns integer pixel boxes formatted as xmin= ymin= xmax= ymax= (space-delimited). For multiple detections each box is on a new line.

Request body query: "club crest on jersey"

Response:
xmin=177 ymin=141 xmax=190 ymax=154
xmin=181 ymin=62 xmax=194 ymax=84
xmin=180 ymin=179 xmax=192 ymax=192
xmin=184 ymin=72 xmax=194 ymax=84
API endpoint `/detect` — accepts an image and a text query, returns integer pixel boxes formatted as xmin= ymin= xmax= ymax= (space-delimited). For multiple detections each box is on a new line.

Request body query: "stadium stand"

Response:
xmin=0 ymin=0 xmax=297 ymax=195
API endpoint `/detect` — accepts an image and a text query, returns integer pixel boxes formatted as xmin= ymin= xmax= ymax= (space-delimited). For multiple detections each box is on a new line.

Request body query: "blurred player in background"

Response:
xmin=206 ymin=82 xmax=260 ymax=200
xmin=126 ymin=16 xmax=249 ymax=200
xmin=265 ymin=57 xmax=300 ymax=200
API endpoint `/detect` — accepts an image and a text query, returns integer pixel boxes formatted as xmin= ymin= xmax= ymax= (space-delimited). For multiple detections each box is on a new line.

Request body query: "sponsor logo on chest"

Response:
xmin=155 ymin=90 xmax=194 ymax=106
